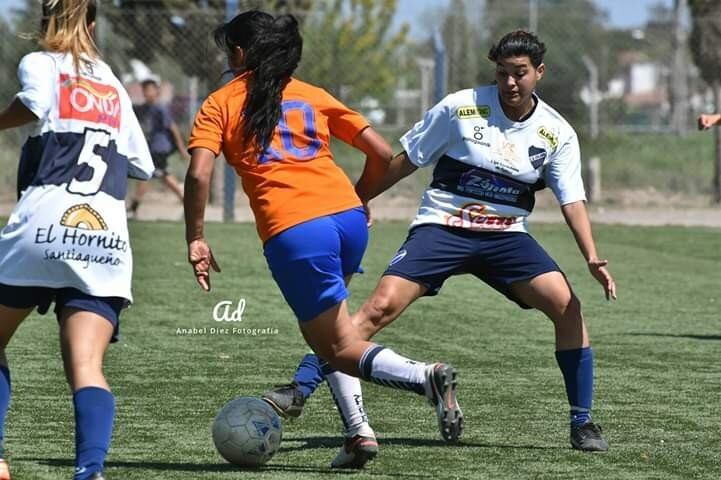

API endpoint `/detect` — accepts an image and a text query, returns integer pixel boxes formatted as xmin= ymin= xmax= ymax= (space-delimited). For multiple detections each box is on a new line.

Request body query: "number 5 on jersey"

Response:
xmin=67 ymin=129 xmax=111 ymax=196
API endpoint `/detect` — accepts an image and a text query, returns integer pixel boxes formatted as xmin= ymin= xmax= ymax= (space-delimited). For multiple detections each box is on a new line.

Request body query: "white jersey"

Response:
xmin=400 ymin=84 xmax=586 ymax=233
xmin=0 ymin=51 xmax=153 ymax=302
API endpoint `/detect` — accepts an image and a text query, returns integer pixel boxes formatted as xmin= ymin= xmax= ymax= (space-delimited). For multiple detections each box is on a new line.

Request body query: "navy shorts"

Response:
xmin=384 ymin=224 xmax=561 ymax=309
xmin=151 ymin=153 xmax=170 ymax=178
xmin=0 ymin=284 xmax=125 ymax=342
xmin=264 ymin=207 xmax=368 ymax=322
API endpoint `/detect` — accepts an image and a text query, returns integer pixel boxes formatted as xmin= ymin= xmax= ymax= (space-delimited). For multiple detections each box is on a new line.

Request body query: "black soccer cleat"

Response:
xmin=89 ymin=472 xmax=105 ymax=480
xmin=261 ymin=382 xmax=306 ymax=419
xmin=571 ymin=422 xmax=609 ymax=452
xmin=424 ymin=363 xmax=464 ymax=443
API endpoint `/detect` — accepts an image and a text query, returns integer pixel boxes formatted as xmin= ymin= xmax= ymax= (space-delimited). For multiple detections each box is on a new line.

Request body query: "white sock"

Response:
xmin=359 ymin=345 xmax=427 ymax=394
xmin=325 ymin=370 xmax=371 ymax=437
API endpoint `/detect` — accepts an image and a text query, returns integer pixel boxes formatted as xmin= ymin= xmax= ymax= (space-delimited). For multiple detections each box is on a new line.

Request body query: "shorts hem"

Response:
xmin=382 ymin=271 xmax=439 ymax=296
xmin=297 ymin=291 xmax=349 ymax=323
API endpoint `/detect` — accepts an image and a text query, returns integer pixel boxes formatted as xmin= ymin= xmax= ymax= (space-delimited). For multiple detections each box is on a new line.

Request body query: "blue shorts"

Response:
xmin=0 ymin=284 xmax=125 ymax=342
xmin=264 ymin=207 xmax=368 ymax=322
xmin=384 ymin=224 xmax=561 ymax=309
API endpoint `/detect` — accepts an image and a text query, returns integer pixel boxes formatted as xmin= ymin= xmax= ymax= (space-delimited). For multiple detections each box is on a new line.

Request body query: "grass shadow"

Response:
xmin=627 ymin=332 xmax=721 ymax=341
xmin=282 ymin=435 xmax=561 ymax=452
xmin=22 ymin=457 xmax=428 ymax=476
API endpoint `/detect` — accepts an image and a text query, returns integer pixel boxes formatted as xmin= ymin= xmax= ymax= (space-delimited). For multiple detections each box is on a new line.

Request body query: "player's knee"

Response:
xmin=364 ymin=290 xmax=398 ymax=325
xmin=554 ymin=292 xmax=582 ymax=324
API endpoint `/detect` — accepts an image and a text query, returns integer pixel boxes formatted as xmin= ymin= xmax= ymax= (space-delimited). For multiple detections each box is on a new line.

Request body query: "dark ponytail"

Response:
xmin=214 ymin=11 xmax=303 ymax=152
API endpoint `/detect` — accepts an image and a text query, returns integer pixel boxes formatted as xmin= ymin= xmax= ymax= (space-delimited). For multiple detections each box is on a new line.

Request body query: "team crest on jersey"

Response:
xmin=59 ymin=74 xmax=121 ymax=129
xmin=60 ymin=204 xmax=108 ymax=230
xmin=457 ymin=105 xmax=491 ymax=120
xmin=528 ymin=146 xmax=547 ymax=169
xmin=536 ymin=126 xmax=558 ymax=151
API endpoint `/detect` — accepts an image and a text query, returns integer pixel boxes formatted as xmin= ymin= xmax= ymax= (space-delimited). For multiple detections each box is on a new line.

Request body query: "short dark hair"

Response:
xmin=141 ymin=79 xmax=159 ymax=89
xmin=488 ymin=30 xmax=546 ymax=68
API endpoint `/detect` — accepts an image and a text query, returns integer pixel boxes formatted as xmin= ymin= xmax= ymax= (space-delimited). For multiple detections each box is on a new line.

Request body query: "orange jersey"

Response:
xmin=189 ymin=75 xmax=369 ymax=242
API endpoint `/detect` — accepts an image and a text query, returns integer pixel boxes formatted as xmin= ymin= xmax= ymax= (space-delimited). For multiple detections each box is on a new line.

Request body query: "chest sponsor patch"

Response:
xmin=457 ymin=105 xmax=491 ymax=119
xmin=59 ymin=74 xmax=121 ymax=129
xmin=537 ymin=126 xmax=558 ymax=151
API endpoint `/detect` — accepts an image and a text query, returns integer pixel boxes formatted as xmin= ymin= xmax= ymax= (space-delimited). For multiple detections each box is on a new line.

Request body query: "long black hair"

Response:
xmin=214 ymin=10 xmax=303 ymax=152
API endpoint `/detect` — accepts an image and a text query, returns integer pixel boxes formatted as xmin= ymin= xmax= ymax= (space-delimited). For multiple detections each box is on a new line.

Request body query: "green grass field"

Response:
xmin=3 ymin=220 xmax=721 ymax=479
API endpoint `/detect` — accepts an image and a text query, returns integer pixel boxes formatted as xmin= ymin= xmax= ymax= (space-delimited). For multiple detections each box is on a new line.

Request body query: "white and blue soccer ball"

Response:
xmin=212 ymin=396 xmax=283 ymax=467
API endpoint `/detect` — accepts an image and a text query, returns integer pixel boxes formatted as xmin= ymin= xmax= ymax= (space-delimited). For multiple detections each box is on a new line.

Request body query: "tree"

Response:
xmin=482 ymin=0 xmax=609 ymax=127
xmin=442 ymin=0 xmax=482 ymax=93
xmin=296 ymin=0 xmax=409 ymax=108
xmin=689 ymin=0 xmax=721 ymax=203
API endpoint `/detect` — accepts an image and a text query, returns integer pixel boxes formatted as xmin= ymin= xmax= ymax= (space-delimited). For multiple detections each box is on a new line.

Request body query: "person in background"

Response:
xmin=128 ymin=77 xmax=190 ymax=218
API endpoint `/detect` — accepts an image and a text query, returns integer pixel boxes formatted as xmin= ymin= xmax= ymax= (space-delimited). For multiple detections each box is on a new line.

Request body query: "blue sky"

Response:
xmin=394 ymin=0 xmax=674 ymax=37
xmin=1 ymin=0 xmax=672 ymax=29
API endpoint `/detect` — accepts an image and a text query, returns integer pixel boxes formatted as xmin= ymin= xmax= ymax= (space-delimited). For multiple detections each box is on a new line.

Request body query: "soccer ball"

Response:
xmin=212 ymin=396 xmax=283 ymax=467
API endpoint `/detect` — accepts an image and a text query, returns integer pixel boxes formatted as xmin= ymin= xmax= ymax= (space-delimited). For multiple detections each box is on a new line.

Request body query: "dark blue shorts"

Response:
xmin=0 ymin=284 xmax=125 ymax=342
xmin=384 ymin=224 xmax=561 ymax=309
xmin=264 ymin=207 xmax=368 ymax=322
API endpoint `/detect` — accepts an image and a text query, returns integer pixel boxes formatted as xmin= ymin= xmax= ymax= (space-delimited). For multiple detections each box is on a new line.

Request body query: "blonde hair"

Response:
xmin=40 ymin=0 xmax=99 ymax=72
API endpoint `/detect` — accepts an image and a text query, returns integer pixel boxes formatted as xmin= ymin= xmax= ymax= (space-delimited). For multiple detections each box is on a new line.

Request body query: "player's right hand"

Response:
xmin=188 ymin=238 xmax=221 ymax=291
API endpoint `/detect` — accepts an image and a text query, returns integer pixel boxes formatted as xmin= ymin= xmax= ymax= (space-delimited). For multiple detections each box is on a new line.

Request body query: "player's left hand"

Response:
xmin=188 ymin=238 xmax=221 ymax=291
xmin=587 ymin=258 xmax=616 ymax=301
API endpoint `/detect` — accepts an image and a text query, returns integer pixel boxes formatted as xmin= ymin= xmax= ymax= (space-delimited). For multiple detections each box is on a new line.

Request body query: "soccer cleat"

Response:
xmin=0 ymin=459 xmax=10 ymax=480
xmin=570 ymin=422 xmax=609 ymax=452
xmin=424 ymin=363 xmax=464 ymax=443
xmin=330 ymin=433 xmax=378 ymax=469
xmin=261 ymin=382 xmax=306 ymax=419
xmin=89 ymin=472 xmax=105 ymax=480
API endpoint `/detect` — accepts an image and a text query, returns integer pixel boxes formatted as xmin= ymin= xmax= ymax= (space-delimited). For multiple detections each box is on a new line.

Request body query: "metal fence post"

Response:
xmin=433 ymin=28 xmax=446 ymax=104
xmin=222 ymin=0 xmax=238 ymax=222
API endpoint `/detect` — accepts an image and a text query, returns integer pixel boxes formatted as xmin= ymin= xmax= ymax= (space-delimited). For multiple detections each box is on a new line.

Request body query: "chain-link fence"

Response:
xmin=1 ymin=0 xmax=719 ymax=203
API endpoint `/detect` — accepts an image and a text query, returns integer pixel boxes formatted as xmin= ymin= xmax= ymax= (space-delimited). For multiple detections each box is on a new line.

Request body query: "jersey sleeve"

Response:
xmin=189 ymin=94 xmax=224 ymax=156
xmin=15 ymin=52 xmax=56 ymax=120
xmin=543 ymin=131 xmax=587 ymax=205
xmin=399 ymin=95 xmax=452 ymax=168
xmin=121 ymin=92 xmax=154 ymax=180
xmin=319 ymin=90 xmax=370 ymax=145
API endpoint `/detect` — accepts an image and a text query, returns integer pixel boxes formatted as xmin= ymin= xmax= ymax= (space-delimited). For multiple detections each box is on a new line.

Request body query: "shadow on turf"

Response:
xmin=23 ymin=457 xmax=427 ymax=477
xmin=281 ymin=435 xmax=560 ymax=452
xmin=627 ymin=332 xmax=721 ymax=341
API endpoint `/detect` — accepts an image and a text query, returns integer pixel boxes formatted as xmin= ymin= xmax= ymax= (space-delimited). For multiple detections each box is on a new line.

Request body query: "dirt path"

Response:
xmin=4 ymin=190 xmax=720 ymax=228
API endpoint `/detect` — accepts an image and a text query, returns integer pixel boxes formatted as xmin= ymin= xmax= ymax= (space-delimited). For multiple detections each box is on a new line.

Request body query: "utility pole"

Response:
xmin=670 ymin=0 xmax=689 ymax=135
xmin=529 ymin=0 xmax=538 ymax=33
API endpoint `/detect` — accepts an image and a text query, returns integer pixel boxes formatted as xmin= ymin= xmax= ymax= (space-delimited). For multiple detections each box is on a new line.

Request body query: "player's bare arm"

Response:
xmin=561 ymin=201 xmax=616 ymax=300
xmin=697 ymin=113 xmax=721 ymax=130
xmin=184 ymin=147 xmax=220 ymax=291
xmin=0 ymin=98 xmax=37 ymax=131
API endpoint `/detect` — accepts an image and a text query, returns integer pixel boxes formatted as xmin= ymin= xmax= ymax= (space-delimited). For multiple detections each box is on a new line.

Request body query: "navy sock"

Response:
xmin=0 ymin=366 xmax=10 ymax=458
xmin=73 ymin=387 xmax=115 ymax=480
xmin=555 ymin=347 xmax=594 ymax=427
xmin=292 ymin=354 xmax=325 ymax=399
